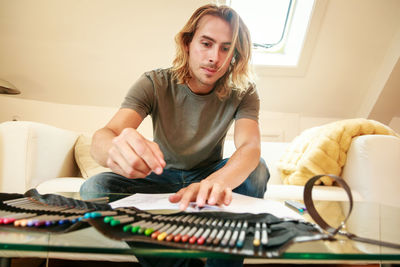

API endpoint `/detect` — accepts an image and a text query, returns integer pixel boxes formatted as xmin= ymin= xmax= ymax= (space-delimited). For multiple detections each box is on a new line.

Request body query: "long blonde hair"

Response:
xmin=171 ymin=4 xmax=254 ymax=99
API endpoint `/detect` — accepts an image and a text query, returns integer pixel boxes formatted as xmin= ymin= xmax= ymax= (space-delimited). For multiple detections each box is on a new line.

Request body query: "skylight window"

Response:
xmin=229 ymin=0 xmax=315 ymax=67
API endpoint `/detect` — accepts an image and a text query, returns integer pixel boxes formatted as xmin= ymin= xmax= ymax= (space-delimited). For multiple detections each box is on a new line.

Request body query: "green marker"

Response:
xmin=111 ymin=217 xmax=134 ymax=227
xmin=131 ymin=225 xmax=141 ymax=233
xmin=144 ymin=228 xmax=154 ymax=236
xmin=145 ymin=222 xmax=164 ymax=236
xmin=110 ymin=219 xmax=121 ymax=226
xmin=104 ymin=216 xmax=113 ymax=223
xmin=130 ymin=220 xmax=146 ymax=233
xmin=137 ymin=221 xmax=152 ymax=234
xmin=123 ymin=224 xmax=132 ymax=232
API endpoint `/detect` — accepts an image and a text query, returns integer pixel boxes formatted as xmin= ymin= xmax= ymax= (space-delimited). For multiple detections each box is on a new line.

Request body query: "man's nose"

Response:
xmin=208 ymin=47 xmax=220 ymax=65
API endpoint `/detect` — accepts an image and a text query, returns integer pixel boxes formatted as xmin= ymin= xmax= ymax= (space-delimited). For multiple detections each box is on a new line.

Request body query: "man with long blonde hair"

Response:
xmin=81 ymin=4 xmax=269 ymax=266
xmin=171 ymin=4 xmax=253 ymax=100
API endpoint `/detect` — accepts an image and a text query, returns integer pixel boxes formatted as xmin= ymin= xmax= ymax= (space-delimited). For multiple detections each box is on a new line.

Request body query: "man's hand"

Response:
xmin=107 ymin=128 xmax=166 ymax=178
xmin=168 ymin=179 xmax=232 ymax=210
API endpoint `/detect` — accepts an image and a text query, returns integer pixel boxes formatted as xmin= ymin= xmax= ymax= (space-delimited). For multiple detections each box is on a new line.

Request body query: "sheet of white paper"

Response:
xmin=110 ymin=192 xmax=303 ymax=220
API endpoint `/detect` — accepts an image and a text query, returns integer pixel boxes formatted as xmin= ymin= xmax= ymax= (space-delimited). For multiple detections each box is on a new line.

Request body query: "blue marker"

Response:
xmin=285 ymin=200 xmax=307 ymax=214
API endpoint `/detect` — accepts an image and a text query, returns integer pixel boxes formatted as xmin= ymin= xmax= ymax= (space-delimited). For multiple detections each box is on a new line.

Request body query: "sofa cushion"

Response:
xmin=277 ymin=119 xmax=399 ymax=186
xmin=74 ymin=134 xmax=111 ymax=179
xmin=0 ymin=121 xmax=80 ymax=193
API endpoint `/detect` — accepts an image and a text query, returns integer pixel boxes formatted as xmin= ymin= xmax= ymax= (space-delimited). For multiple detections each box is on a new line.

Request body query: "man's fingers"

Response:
xmin=110 ymin=141 xmax=151 ymax=175
xmin=147 ymin=141 xmax=166 ymax=167
xmin=196 ymin=180 xmax=211 ymax=207
xmin=206 ymin=184 xmax=232 ymax=206
xmin=168 ymin=189 xmax=184 ymax=203
xmin=178 ymin=185 xmax=199 ymax=210
xmin=207 ymin=183 xmax=222 ymax=205
xmin=223 ymin=187 xmax=232 ymax=206
xmin=212 ymin=187 xmax=232 ymax=207
xmin=169 ymin=183 xmax=233 ymax=211
xmin=126 ymin=133 xmax=164 ymax=175
xmin=113 ymin=128 xmax=165 ymax=176
xmin=106 ymin=158 xmax=125 ymax=175
xmin=107 ymin=158 xmax=148 ymax=178
xmin=107 ymin=146 xmax=133 ymax=174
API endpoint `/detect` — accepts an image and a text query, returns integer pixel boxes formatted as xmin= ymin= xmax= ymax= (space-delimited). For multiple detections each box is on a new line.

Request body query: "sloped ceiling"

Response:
xmin=0 ymin=0 xmax=399 ymax=119
xmin=256 ymin=0 xmax=400 ymax=118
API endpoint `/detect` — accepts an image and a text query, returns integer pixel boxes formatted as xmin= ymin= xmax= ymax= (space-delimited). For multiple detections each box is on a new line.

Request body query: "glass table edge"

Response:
xmin=1 ymin=243 xmax=400 ymax=261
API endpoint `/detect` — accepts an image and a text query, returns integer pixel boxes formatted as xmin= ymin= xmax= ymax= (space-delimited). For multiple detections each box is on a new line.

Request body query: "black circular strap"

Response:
xmin=303 ymin=174 xmax=353 ymax=236
xmin=303 ymin=174 xmax=400 ymax=249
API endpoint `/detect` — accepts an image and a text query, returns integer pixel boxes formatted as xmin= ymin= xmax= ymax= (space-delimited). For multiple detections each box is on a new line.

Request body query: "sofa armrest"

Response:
xmin=0 ymin=121 xmax=80 ymax=193
xmin=342 ymin=135 xmax=400 ymax=207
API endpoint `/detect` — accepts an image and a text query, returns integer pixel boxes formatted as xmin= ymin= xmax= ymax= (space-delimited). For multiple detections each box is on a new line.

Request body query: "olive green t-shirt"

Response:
xmin=121 ymin=68 xmax=259 ymax=170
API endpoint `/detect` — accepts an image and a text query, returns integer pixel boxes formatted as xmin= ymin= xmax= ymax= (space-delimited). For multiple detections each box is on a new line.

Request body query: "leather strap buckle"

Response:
xmin=303 ymin=174 xmax=400 ymax=250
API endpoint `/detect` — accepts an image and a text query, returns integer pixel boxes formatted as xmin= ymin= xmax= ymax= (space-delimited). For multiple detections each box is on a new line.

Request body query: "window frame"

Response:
xmin=224 ymin=0 xmax=327 ymax=74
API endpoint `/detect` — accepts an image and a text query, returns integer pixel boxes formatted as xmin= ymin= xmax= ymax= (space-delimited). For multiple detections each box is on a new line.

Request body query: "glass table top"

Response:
xmin=0 ymin=192 xmax=399 ymax=262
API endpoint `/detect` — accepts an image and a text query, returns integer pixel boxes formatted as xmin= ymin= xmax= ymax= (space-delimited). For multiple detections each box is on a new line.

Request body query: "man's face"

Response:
xmin=186 ymin=15 xmax=234 ymax=94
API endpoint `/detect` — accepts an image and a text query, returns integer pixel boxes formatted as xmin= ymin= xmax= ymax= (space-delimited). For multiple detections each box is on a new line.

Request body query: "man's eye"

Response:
xmin=202 ymin=42 xmax=211 ymax=47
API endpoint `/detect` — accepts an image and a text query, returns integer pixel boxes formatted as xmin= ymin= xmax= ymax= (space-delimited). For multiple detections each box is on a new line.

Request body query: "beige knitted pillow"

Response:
xmin=74 ymin=134 xmax=111 ymax=179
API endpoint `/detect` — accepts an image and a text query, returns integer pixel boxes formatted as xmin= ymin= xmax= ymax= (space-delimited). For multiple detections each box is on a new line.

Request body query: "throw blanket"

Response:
xmin=277 ymin=119 xmax=399 ymax=186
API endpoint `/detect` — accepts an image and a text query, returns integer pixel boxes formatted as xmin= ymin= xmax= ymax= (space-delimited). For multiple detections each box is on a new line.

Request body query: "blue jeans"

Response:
xmin=80 ymin=158 xmax=270 ymax=267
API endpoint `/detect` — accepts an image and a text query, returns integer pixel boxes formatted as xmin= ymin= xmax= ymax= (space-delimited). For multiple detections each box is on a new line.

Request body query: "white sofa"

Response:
xmin=1 ymin=120 xmax=400 ymax=207
xmin=1 ymin=120 xmax=400 ymax=263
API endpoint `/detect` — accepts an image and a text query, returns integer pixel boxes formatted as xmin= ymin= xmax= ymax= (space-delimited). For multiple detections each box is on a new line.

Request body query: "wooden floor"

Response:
xmin=8 ymin=258 xmax=390 ymax=267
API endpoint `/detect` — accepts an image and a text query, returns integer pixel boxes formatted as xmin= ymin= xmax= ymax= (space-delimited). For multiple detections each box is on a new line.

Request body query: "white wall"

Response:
xmin=0 ymin=96 xmax=346 ymax=142
xmin=0 ymin=95 xmax=117 ymax=134
xmin=0 ymin=0 xmax=209 ymax=107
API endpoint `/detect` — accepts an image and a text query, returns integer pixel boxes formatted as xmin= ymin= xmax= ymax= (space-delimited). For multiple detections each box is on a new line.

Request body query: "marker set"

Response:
xmin=0 ymin=191 xmax=327 ymax=257
xmin=0 ymin=208 xmax=84 ymax=228
xmin=0 ymin=192 xmax=110 ymax=233
xmin=94 ymin=210 xmax=266 ymax=249
xmin=1 ymin=196 xmax=87 ymax=220
xmin=85 ymin=207 xmax=327 ymax=258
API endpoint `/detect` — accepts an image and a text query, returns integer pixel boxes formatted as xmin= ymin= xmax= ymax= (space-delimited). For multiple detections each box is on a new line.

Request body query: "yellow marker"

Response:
xmin=253 ymin=222 xmax=261 ymax=247
xmin=157 ymin=232 xmax=168 ymax=241
xmin=253 ymin=238 xmax=260 ymax=247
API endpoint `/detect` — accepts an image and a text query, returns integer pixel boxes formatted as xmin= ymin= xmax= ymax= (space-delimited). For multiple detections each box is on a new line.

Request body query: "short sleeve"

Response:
xmin=121 ymin=73 xmax=155 ymax=119
xmin=234 ymin=86 xmax=260 ymax=122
